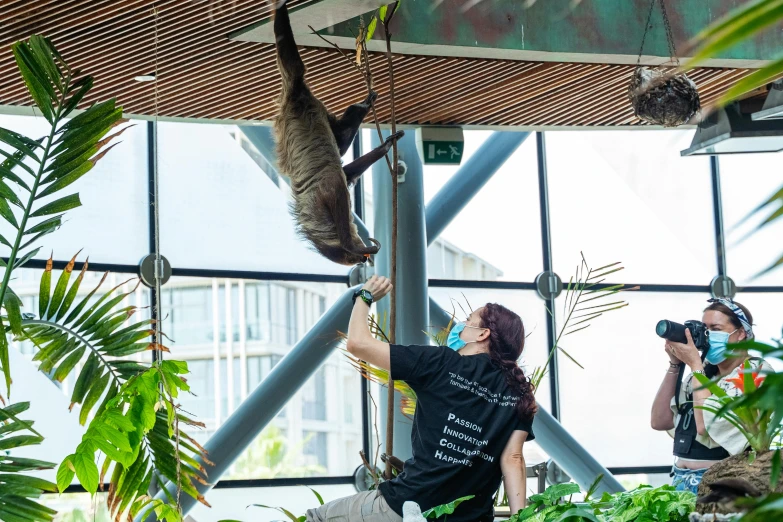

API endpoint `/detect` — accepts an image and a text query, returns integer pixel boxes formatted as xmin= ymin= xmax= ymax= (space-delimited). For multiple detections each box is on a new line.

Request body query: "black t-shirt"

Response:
xmin=378 ymin=344 xmax=534 ymax=522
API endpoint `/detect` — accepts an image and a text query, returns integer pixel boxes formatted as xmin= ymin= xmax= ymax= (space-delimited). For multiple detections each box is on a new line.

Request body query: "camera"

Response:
xmin=655 ymin=319 xmax=710 ymax=351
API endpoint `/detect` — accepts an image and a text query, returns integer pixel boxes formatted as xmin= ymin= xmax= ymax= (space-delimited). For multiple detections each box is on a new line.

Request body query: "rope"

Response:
xmin=150 ymin=2 xmax=183 ymax=512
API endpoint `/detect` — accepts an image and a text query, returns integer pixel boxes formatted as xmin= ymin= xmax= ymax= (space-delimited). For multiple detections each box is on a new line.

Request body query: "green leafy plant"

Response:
xmin=683 ymin=0 xmax=783 ymax=107
xmin=11 ymin=254 xmax=211 ymax=522
xmin=421 ymin=495 xmax=475 ymax=519
xmin=249 ymin=486 xmax=324 ymax=522
xmin=598 ymin=485 xmax=695 ymax=522
xmin=510 ymin=483 xmax=599 ymax=522
xmin=681 ymin=0 xmax=783 ymax=277
xmin=734 ymin=491 xmax=783 ymax=521
xmin=692 ymin=349 xmax=782 ymax=457
xmin=0 ymin=35 xmax=128 ymax=396
xmin=0 ymin=400 xmax=58 ymax=522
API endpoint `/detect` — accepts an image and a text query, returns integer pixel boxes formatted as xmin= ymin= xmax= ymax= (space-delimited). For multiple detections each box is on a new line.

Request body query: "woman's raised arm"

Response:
xmin=346 ymin=275 xmax=393 ymax=370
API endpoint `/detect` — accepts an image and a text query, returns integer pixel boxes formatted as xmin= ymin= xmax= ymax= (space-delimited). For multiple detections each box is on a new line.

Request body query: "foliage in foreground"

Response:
xmin=6 ymin=256 xmax=212 ymax=522
xmin=510 ymin=482 xmax=695 ymax=522
xmin=0 ymin=34 xmax=127 ymax=397
xmin=0 ymin=401 xmax=58 ymax=522
xmin=682 ymin=0 xmax=783 ymax=278
xmin=597 ymin=485 xmax=695 ymax=522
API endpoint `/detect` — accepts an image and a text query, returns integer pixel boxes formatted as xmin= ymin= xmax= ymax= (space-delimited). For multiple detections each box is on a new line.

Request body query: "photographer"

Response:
xmin=650 ymin=298 xmax=772 ymax=493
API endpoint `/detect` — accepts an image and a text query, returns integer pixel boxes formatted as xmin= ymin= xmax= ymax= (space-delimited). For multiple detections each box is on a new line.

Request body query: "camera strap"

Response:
xmin=674 ymin=362 xmax=686 ymax=411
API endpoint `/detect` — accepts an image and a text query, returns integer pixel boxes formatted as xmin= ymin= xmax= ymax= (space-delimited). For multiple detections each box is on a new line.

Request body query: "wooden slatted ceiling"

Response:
xmin=0 ymin=0 xmax=754 ymax=127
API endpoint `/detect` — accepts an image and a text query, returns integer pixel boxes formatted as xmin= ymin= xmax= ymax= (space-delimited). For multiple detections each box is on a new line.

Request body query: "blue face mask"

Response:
xmin=447 ymin=322 xmax=488 ymax=351
xmin=447 ymin=322 xmax=467 ymax=351
xmin=705 ymin=329 xmax=737 ymax=365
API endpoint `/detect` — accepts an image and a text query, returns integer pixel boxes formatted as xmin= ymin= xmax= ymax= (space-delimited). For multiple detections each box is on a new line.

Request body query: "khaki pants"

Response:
xmin=305 ymin=490 xmax=403 ymax=522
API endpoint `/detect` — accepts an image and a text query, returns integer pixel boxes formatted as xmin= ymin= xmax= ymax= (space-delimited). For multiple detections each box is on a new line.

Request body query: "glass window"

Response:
xmin=157 ymin=276 xmax=360 ymax=478
xmin=556 ymin=291 xmax=712 ymax=468
xmin=547 ymin=130 xmax=717 ymax=284
xmin=421 ymin=131 xmax=542 ymax=282
xmin=158 ymin=121 xmax=349 ymax=276
xmin=0 ymin=114 xmax=150 ymax=265
xmin=287 ymin=288 xmax=298 ymax=345
xmin=302 ymin=431 xmax=329 ymax=469
xmin=180 ymin=359 xmax=217 ymax=430
xmin=163 ymin=285 xmax=213 ymax=346
xmin=302 ymin=367 xmax=327 ymax=421
xmin=245 ymin=282 xmax=272 ymax=342
xmin=720 ymin=153 xmax=783 ymax=286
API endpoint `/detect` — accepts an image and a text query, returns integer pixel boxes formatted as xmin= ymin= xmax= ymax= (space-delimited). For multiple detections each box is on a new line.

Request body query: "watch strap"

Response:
xmin=352 ymin=289 xmax=373 ymax=305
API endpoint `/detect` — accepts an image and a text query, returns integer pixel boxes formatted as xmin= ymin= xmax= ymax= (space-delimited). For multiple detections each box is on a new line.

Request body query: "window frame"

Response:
xmin=27 ymin=121 xmax=783 ymax=493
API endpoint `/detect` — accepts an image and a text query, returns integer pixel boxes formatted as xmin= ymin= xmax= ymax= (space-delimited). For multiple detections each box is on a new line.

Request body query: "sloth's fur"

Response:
xmin=272 ymin=1 xmax=402 ymax=265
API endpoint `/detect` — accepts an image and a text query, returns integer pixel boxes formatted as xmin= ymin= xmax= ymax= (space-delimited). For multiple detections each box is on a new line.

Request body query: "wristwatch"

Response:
xmin=352 ymin=289 xmax=373 ymax=306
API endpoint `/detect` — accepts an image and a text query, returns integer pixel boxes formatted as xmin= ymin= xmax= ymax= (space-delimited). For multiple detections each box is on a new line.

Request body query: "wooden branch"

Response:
xmin=381 ymin=0 xmax=400 ymax=482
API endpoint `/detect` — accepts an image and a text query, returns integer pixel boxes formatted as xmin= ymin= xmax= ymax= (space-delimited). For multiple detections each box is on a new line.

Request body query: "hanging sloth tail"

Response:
xmin=273 ymin=0 xmax=305 ymax=86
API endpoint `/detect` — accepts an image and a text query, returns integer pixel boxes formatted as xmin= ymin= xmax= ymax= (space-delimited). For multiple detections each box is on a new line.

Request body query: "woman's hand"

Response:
xmin=664 ymin=342 xmax=681 ymax=365
xmin=362 ymin=275 xmax=392 ymax=301
xmin=666 ymin=329 xmax=703 ymax=370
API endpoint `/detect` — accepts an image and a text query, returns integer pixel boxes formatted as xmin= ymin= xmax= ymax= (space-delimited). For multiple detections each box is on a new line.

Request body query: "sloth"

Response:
xmin=273 ymin=0 xmax=404 ymax=265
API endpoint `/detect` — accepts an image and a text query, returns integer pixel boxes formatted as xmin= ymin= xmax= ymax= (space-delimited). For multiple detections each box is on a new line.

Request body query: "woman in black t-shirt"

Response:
xmin=305 ymin=275 xmax=538 ymax=522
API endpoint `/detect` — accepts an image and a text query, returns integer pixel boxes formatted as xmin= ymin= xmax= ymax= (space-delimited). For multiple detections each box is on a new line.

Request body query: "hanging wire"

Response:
xmin=150 ymin=1 xmax=183 ymax=513
xmin=636 ymin=0 xmax=679 ymax=68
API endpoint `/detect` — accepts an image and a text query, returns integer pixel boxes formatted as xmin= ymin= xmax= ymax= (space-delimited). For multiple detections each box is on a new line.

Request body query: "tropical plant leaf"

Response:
xmin=683 ymin=0 xmax=783 ymax=70
xmin=249 ymin=504 xmax=301 ymax=522
xmin=772 ymin=449 xmax=781 ymax=489
xmin=0 ymin=402 xmax=57 ymax=520
xmin=0 ymin=34 xmax=123 ymax=397
xmin=422 ymin=495 xmax=475 ymax=518
xmin=31 ymin=193 xmax=82 ymax=217
xmin=366 ymin=16 xmax=378 ymax=41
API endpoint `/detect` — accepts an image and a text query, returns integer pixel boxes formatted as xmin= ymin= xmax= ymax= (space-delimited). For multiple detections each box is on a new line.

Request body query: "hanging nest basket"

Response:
xmin=628 ymin=67 xmax=700 ymax=127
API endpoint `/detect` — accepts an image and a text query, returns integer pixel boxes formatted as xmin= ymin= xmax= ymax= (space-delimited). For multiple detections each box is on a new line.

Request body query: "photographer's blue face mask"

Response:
xmin=705 ymin=329 xmax=738 ymax=365
xmin=446 ymin=322 xmax=486 ymax=351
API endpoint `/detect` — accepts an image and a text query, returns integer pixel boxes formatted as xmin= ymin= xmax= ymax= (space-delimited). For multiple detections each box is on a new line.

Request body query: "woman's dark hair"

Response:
xmin=479 ymin=303 xmax=536 ymax=422
xmin=702 ymin=300 xmax=754 ymax=378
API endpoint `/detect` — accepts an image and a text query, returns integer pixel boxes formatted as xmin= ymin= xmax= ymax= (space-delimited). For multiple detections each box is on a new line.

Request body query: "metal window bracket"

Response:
xmin=535 ymin=270 xmax=563 ymax=300
xmin=139 ymin=253 xmax=172 ymax=288
xmin=710 ymin=274 xmax=736 ymax=299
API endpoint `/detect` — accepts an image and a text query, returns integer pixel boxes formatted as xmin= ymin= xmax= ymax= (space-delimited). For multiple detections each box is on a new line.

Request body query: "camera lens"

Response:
xmin=655 ymin=320 xmax=671 ymax=338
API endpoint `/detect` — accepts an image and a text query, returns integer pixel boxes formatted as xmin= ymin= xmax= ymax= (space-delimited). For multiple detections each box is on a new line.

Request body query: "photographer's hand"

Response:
xmin=667 ymin=329 xmax=704 ymax=371
xmin=664 ymin=342 xmax=681 ymax=365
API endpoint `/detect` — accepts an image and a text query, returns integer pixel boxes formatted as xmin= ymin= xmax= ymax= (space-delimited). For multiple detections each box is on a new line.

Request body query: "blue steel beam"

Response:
xmin=141 ymin=286 xmax=358 ymax=519
xmin=371 ymin=130 xmax=429 ymax=461
xmin=426 ymin=131 xmax=530 ymax=246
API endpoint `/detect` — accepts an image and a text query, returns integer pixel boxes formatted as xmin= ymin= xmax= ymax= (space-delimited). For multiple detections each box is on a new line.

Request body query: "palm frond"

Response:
xmin=531 ymin=253 xmax=633 ymax=391
xmin=0 ymin=401 xmax=58 ymax=522
xmin=4 ymin=254 xmax=208 ymax=522
xmin=0 ymin=35 xmax=125 ymax=396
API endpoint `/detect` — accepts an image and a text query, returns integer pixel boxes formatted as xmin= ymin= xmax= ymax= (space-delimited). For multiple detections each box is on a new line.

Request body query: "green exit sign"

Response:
xmin=416 ymin=127 xmax=465 ymax=165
